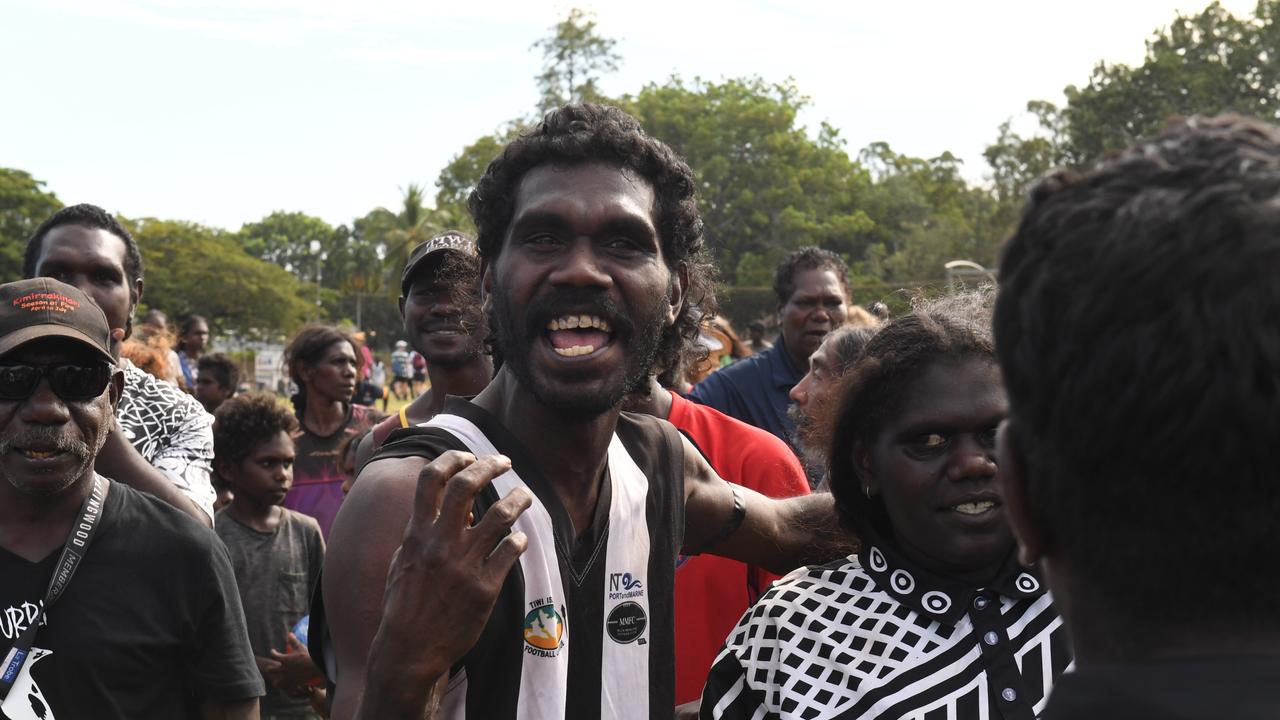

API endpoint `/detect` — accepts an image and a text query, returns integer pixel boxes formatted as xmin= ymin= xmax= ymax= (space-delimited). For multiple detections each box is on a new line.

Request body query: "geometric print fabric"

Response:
xmin=703 ymin=555 xmax=1072 ymax=719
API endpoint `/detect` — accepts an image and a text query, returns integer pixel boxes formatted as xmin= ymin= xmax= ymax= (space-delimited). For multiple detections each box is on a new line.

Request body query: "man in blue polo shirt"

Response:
xmin=691 ymin=247 xmax=850 ymax=452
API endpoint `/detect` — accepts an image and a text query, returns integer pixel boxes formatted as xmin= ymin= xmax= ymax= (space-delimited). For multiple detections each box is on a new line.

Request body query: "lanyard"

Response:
xmin=0 ymin=475 xmax=108 ymax=701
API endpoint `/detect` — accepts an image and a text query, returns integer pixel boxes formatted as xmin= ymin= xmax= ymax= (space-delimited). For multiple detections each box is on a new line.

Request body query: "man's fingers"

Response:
xmin=485 ymin=529 xmax=529 ymax=576
xmin=435 ymin=454 xmax=513 ymax=536
xmin=470 ymin=485 xmax=532 ymax=550
xmin=409 ymin=451 xmax=476 ymax=531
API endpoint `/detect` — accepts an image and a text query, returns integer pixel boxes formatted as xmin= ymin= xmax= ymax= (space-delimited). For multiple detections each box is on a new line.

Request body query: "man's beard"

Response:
xmin=788 ymin=403 xmax=825 ymax=472
xmin=0 ymin=423 xmax=106 ymax=495
xmin=488 ymin=283 xmax=669 ymax=418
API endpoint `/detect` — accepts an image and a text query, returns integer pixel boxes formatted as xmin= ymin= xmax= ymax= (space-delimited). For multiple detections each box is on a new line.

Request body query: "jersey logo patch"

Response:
xmin=606 ymin=601 xmax=648 ymax=645
xmin=522 ymin=599 xmax=566 ymax=658
xmin=608 ymin=572 xmax=644 ymax=600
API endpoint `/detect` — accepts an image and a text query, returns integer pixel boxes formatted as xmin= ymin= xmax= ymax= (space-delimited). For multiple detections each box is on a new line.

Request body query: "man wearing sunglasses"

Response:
xmin=0 ymin=277 xmax=263 ymax=720
xmin=23 ymin=203 xmax=216 ymax=527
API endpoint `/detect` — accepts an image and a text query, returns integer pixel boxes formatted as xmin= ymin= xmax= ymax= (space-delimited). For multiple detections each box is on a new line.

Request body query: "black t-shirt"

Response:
xmin=0 ymin=479 xmax=264 ymax=720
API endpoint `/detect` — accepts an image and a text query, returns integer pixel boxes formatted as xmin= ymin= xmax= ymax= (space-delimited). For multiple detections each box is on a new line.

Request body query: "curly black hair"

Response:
xmin=468 ymin=103 xmax=715 ymax=379
xmin=24 ymin=203 xmax=144 ymax=296
xmin=827 ymin=291 xmax=995 ymax=540
xmin=773 ymin=246 xmax=850 ymax=307
xmin=212 ymin=391 xmax=299 ymax=469
xmin=995 ymin=114 xmax=1280 ymax=646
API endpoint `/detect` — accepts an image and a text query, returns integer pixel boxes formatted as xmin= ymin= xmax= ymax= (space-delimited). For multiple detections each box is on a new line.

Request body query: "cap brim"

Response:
xmin=0 ymin=325 xmax=115 ymax=364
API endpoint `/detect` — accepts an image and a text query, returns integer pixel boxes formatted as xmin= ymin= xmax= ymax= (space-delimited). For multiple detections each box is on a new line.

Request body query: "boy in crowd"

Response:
xmin=213 ymin=392 xmax=325 ymax=719
xmin=196 ymin=352 xmax=239 ymax=414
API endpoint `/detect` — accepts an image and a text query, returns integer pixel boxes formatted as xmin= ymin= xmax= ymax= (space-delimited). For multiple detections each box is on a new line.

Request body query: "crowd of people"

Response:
xmin=0 ymin=103 xmax=1276 ymax=720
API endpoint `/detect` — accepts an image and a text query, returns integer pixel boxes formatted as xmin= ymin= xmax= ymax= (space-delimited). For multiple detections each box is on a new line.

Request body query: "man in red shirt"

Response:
xmin=625 ymin=369 xmax=809 ymax=704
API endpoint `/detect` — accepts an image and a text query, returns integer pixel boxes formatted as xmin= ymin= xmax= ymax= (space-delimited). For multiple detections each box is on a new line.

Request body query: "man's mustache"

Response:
xmin=0 ymin=426 xmax=93 ymax=460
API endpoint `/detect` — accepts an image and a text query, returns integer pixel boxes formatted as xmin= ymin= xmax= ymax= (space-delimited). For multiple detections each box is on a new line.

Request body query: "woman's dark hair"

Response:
xmin=213 ymin=391 xmax=298 ymax=470
xmin=284 ymin=323 xmax=360 ymax=416
xmin=827 ymin=291 xmax=995 ymax=538
xmin=468 ymin=102 xmax=715 ymax=379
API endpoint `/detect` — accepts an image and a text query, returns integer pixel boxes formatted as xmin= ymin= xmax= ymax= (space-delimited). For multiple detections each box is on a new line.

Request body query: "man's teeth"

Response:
xmin=545 ymin=315 xmax=612 ymax=332
xmin=952 ymin=501 xmax=996 ymax=515
xmin=23 ymin=449 xmax=59 ymax=459
xmin=553 ymin=345 xmax=596 ymax=357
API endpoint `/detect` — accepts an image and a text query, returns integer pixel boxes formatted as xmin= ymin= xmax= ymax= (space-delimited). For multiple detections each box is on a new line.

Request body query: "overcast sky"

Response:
xmin=2 ymin=0 xmax=1259 ymax=231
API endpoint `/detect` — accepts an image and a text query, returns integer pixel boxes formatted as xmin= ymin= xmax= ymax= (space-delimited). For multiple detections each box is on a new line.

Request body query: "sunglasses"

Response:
xmin=0 ymin=363 xmax=114 ymax=402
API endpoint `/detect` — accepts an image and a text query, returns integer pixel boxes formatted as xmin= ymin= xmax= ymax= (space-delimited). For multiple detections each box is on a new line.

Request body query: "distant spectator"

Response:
xmin=691 ymin=246 xmax=850 ymax=452
xmin=847 ymin=304 xmax=878 ymax=326
xmin=746 ymin=320 xmax=772 ymax=353
xmin=176 ymin=314 xmax=209 ymax=390
xmin=140 ymin=308 xmax=182 ymax=385
xmin=995 ymin=114 xmax=1280 ymax=718
xmin=121 ymin=320 xmax=177 ymax=383
xmin=25 ymin=203 xmax=216 ymax=525
xmin=369 ymin=357 xmax=387 ymax=390
xmin=196 ymin=352 xmax=240 ymax=414
xmin=389 ymin=340 xmax=412 ymax=400
xmin=352 ymin=330 xmax=374 ymax=381
xmin=281 ymin=323 xmax=385 ymax=538
xmin=684 ymin=315 xmax=749 ymax=386
xmin=213 ymin=392 xmax=325 ymax=718
xmin=788 ymin=324 xmax=878 ymax=488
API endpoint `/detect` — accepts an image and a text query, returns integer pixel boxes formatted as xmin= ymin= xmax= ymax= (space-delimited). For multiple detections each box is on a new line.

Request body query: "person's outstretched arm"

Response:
xmin=324 ymin=451 xmax=530 ymax=720
xmin=681 ymin=435 xmax=854 ymax=574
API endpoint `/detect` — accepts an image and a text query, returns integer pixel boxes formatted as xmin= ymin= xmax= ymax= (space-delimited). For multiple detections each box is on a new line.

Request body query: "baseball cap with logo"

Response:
xmin=0 ymin=278 xmax=115 ymax=364
xmin=401 ymin=231 xmax=478 ymax=296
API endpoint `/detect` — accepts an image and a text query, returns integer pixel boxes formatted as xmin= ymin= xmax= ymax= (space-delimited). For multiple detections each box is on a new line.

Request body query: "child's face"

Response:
xmin=229 ymin=430 xmax=295 ymax=509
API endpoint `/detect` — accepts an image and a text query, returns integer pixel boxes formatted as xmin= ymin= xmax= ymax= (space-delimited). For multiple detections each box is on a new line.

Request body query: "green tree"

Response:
xmin=532 ymin=8 xmax=621 ymax=113
xmin=621 ymin=77 xmax=874 ymax=283
xmin=858 ymin=143 xmax=1004 ymax=284
xmin=237 ymin=211 xmax=337 ymax=282
xmin=130 ymin=218 xmax=317 ymax=339
xmin=434 ymin=125 xmax=523 ymax=223
xmin=0 ymin=168 xmax=63 ymax=279
xmin=1055 ymin=0 xmax=1279 ymax=163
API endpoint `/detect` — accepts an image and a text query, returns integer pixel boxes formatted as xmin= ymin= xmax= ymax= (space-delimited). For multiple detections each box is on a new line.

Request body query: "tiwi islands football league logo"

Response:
xmin=523 ymin=599 xmax=566 ymax=658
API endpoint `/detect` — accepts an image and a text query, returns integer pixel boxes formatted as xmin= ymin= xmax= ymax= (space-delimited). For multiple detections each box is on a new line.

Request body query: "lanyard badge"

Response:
xmin=0 ymin=476 xmax=108 ymax=701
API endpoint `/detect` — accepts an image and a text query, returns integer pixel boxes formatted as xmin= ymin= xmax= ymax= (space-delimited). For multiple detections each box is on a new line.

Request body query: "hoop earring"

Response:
xmin=864 ymin=486 xmax=873 ymax=499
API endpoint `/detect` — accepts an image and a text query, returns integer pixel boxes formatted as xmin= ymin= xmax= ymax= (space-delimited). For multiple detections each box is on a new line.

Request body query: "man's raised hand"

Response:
xmin=361 ymin=451 xmax=531 ymax=711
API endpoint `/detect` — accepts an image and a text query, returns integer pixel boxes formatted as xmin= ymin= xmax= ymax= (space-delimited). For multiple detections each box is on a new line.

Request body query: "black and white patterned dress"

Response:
xmin=116 ymin=360 xmax=216 ymax=522
xmin=701 ymin=537 xmax=1071 ymax=720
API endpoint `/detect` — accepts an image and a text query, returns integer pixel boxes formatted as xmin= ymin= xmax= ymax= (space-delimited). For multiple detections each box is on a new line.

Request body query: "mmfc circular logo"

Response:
xmin=523 ymin=604 xmax=566 ymax=654
xmin=606 ymin=601 xmax=648 ymax=644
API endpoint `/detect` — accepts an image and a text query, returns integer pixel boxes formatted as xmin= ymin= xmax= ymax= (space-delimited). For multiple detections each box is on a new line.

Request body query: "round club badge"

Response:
xmin=606 ymin=601 xmax=648 ymax=644
xmin=523 ymin=603 xmax=566 ymax=656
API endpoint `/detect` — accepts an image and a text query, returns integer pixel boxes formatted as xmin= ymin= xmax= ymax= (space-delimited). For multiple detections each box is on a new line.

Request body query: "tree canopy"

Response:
xmin=8 ymin=1 xmax=1278 ymax=339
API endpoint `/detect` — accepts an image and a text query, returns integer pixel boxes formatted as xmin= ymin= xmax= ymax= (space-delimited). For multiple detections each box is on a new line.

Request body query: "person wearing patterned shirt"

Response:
xmin=702 ymin=292 xmax=1070 ymax=720
xmin=24 ymin=204 xmax=216 ymax=525
xmin=995 ymin=115 xmax=1280 ymax=719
